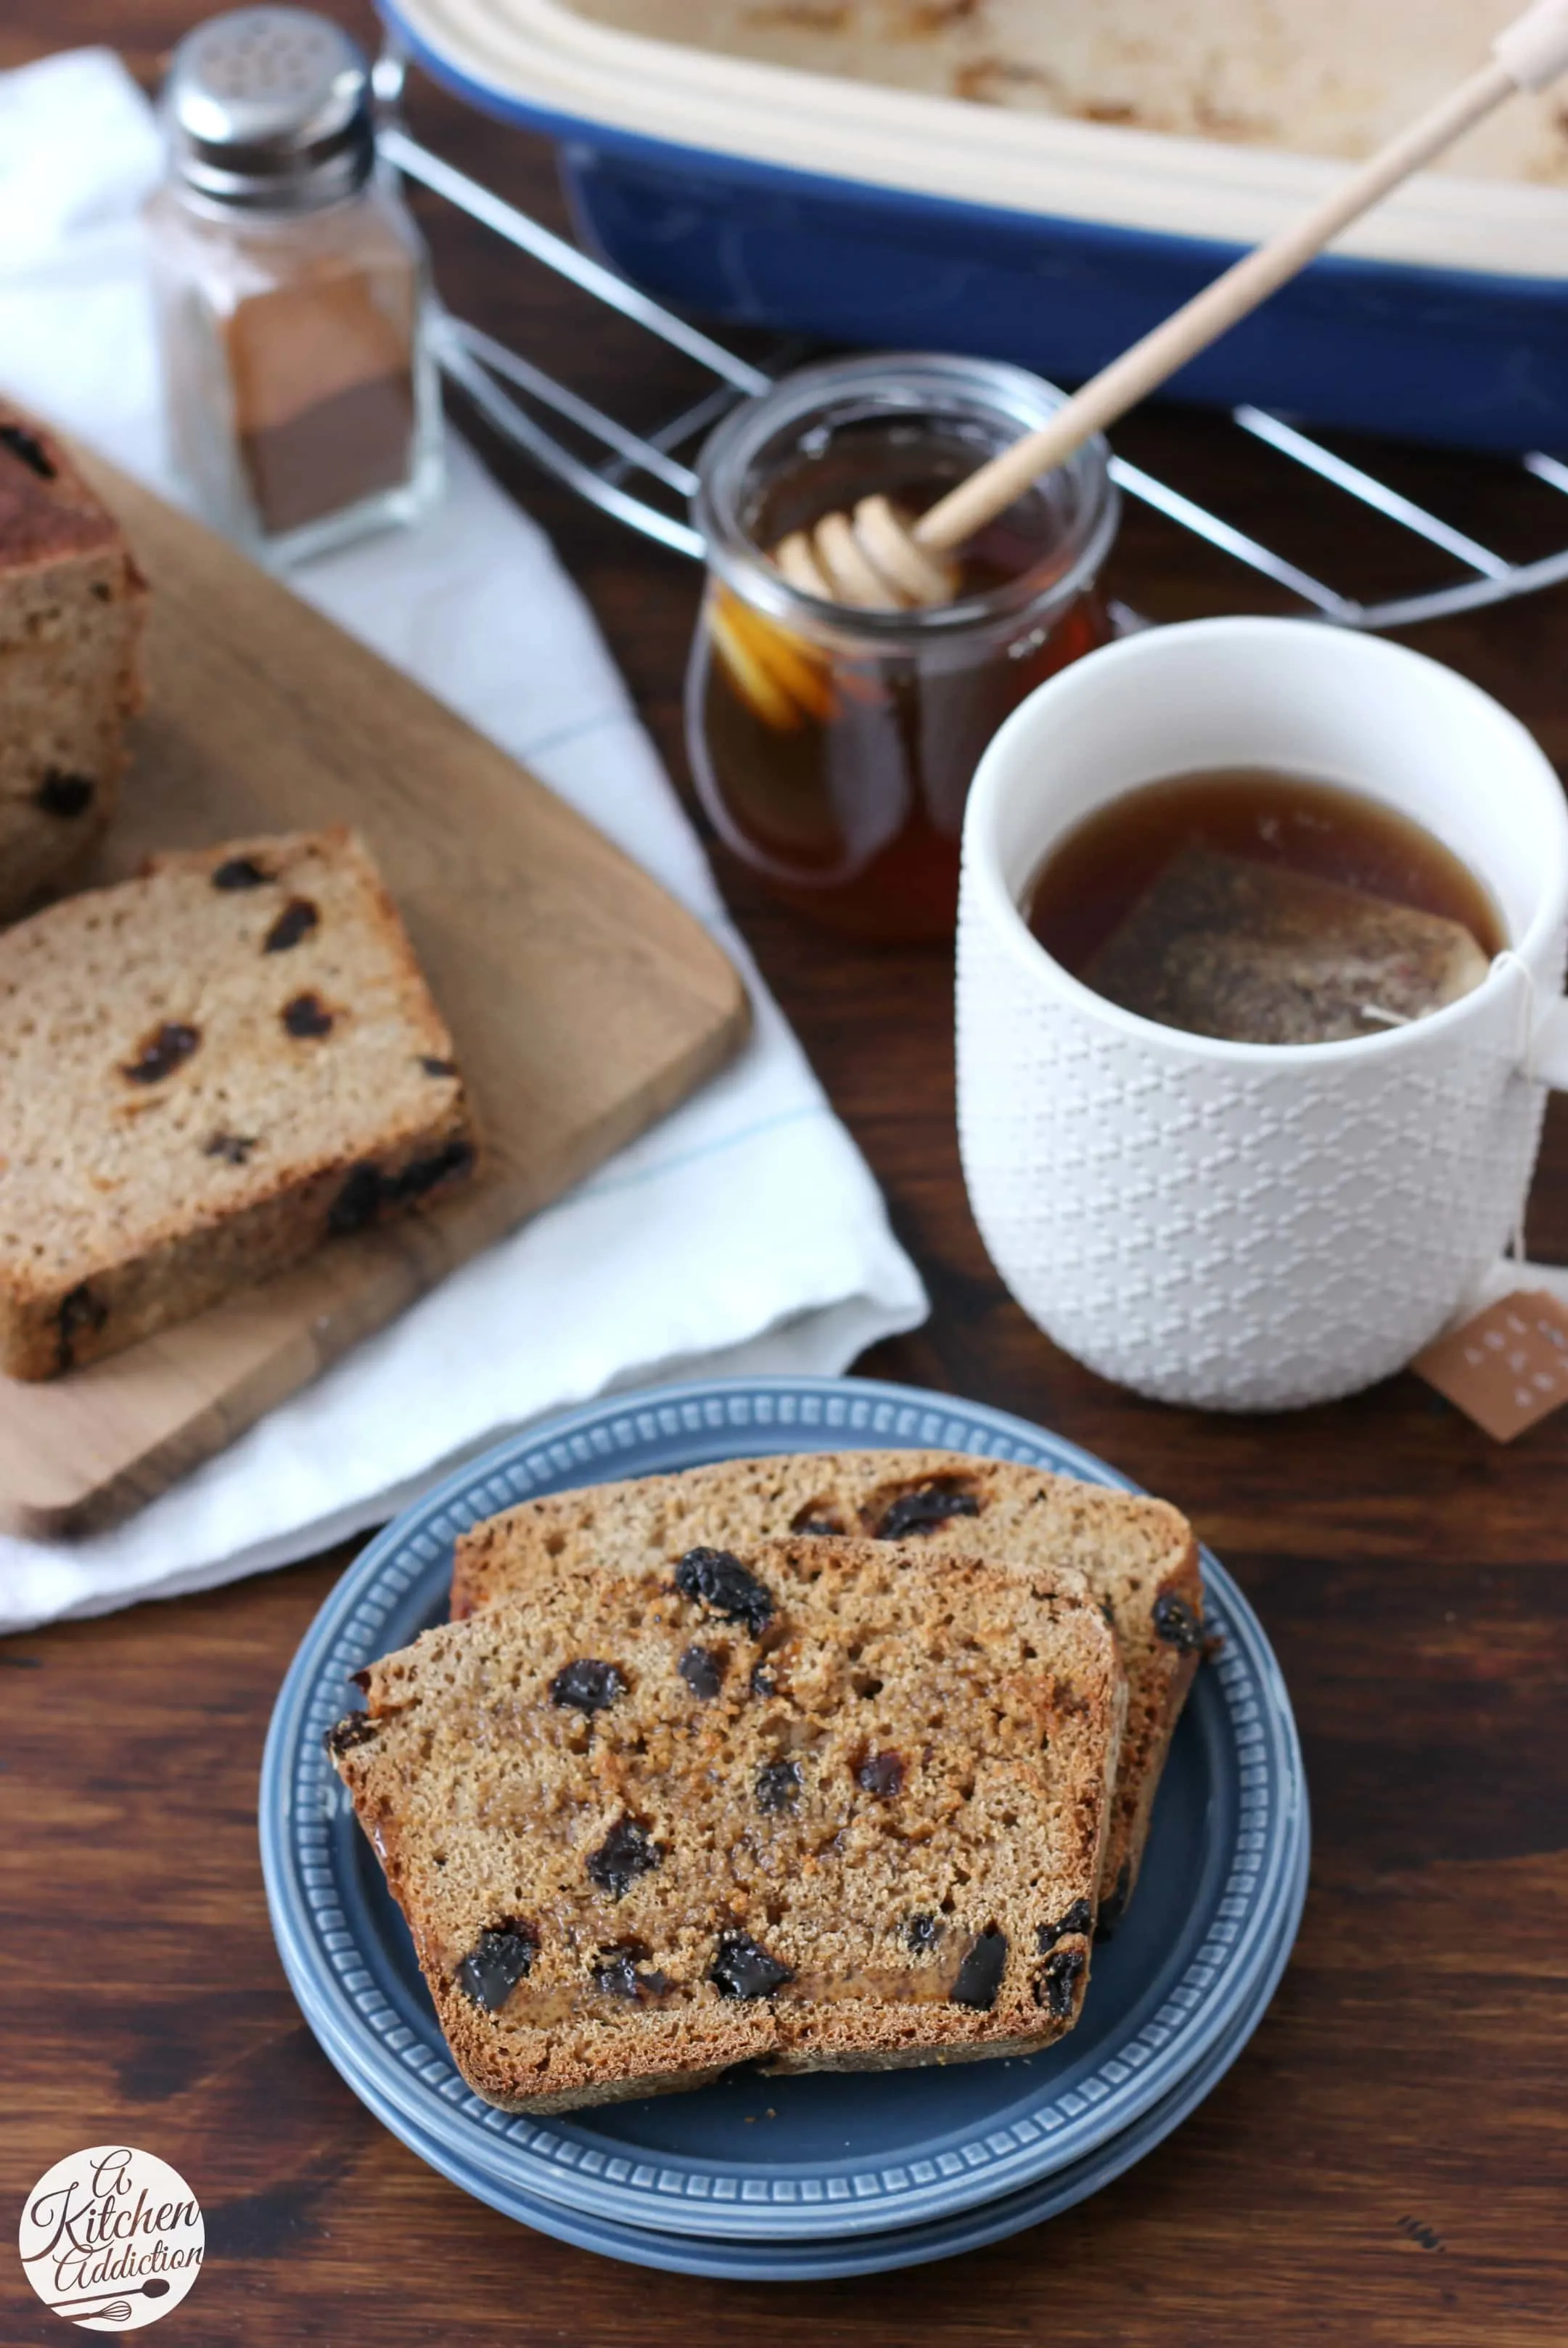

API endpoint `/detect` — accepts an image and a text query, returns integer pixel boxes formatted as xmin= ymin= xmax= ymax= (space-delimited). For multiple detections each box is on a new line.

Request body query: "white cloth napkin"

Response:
xmin=0 ymin=49 xmax=927 ymax=1637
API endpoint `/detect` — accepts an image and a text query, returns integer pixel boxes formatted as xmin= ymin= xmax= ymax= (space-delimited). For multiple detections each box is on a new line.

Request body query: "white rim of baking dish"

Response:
xmin=386 ymin=0 xmax=1568 ymax=281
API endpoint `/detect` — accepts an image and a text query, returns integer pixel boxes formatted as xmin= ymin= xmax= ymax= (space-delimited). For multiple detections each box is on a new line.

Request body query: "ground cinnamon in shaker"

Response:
xmin=145 ymin=7 xmax=440 ymax=560
xmin=226 ymin=271 xmax=418 ymax=536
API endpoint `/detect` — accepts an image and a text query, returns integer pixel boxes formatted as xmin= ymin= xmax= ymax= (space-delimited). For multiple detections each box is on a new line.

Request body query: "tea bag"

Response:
xmin=1083 ymin=848 xmax=1491 ymax=1045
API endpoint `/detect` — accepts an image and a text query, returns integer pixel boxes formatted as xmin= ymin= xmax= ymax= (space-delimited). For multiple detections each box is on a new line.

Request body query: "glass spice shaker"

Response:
xmin=144 ymin=6 xmax=442 ymax=563
xmin=687 ymin=353 xmax=1119 ymax=944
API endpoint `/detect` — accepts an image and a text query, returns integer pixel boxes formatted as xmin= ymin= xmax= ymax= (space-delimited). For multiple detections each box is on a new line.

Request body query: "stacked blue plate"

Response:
xmin=262 ymin=1376 xmax=1308 ymax=2279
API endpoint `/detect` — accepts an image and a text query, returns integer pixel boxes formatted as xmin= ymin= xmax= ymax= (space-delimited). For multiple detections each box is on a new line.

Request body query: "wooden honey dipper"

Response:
xmin=764 ymin=0 xmax=1568 ymax=623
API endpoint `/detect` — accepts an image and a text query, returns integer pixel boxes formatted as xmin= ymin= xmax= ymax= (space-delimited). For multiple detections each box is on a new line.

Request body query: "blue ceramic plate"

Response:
xmin=261 ymin=1375 xmax=1307 ymax=2243
xmin=308 ymin=1801 xmax=1308 ymax=2278
xmin=317 ymin=1825 xmax=1307 ymax=2279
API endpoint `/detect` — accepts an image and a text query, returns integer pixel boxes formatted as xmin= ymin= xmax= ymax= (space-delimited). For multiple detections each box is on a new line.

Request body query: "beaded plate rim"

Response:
xmin=314 ymin=1828 xmax=1309 ymax=2279
xmin=261 ymin=1373 xmax=1307 ymax=2242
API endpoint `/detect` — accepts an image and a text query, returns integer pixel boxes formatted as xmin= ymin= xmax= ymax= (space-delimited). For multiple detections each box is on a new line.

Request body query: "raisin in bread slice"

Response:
xmin=330 ymin=1534 xmax=1124 ymax=2114
xmin=0 ymin=826 xmax=477 ymax=1378
xmin=0 ymin=404 xmax=145 ymax=923
xmin=452 ymin=1451 xmax=1201 ymax=1932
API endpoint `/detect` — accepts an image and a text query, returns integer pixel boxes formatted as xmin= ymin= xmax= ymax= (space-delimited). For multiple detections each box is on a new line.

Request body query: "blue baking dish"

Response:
xmin=380 ymin=0 xmax=1568 ymax=452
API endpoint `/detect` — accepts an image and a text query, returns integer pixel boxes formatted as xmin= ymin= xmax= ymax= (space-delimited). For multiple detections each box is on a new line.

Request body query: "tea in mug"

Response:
xmin=1025 ymin=769 xmax=1503 ymax=1046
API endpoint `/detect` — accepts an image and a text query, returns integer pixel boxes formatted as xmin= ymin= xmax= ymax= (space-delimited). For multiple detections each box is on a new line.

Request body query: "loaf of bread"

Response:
xmin=0 ymin=826 xmax=477 ymax=1378
xmin=452 ymin=1451 xmax=1202 ymax=1931
xmin=330 ymin=1534 xmax=1125 ymax=2113
xmin=0 ymin=402 xmax=145 ymax=924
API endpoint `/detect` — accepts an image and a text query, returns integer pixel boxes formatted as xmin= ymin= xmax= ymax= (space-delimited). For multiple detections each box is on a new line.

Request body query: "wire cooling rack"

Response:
xmin=377 ymin=60 xmax=1568 ymax=633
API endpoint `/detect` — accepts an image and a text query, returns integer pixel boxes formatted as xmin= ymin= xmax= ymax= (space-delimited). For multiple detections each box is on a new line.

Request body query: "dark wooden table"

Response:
xmin=4 ymin=8 xmax=1567 ymax=2341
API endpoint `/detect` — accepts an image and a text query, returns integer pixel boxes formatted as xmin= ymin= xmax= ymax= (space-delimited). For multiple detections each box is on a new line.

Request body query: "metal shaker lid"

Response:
xmin=161 ymin=7 xmax=376 ymax=213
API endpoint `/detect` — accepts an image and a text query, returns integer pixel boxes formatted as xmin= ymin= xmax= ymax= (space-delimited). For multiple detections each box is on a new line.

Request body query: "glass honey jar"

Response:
xmin=686 ymin=353 xmax=1119 ymax=943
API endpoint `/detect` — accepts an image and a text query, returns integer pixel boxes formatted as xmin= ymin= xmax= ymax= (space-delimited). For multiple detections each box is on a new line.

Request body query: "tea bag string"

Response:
xmin=1495 ymin=949 xmax=1545 ymax=1076
xmin=1494 ymin=948 xmax=1543 ymax=1264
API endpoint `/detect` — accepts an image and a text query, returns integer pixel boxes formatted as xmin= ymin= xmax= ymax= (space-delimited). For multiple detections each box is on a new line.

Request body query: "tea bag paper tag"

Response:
xmin=1411 ymin=1290 xmax=1568 ymax=1440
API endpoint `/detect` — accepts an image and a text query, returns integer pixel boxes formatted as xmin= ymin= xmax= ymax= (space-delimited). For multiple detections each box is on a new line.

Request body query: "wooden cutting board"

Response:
xmin=0 ymin=455 xmax=748 ymax=1542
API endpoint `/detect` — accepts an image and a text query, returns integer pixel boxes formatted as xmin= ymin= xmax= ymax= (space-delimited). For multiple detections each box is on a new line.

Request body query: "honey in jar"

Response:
xmin=687 ymin=354 xmax=1119 ymax=944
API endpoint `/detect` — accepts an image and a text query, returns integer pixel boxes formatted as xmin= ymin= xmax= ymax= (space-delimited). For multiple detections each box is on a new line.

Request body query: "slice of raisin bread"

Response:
xmin=451 ymin=1452 xmax=1202 ymax=1932
xmin=0 ymin=827 xmax=477 ymax=1378
xmin=0 ymin=403 xmax=145 ymax=923
xmin=331 ymin=1534 xmax=1123 ymax=2114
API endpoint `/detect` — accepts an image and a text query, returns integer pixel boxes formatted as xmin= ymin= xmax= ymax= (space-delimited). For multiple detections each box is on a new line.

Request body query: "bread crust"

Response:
xmin=333 ymin=1535 xmax=1125 ymax=2113
xmin=451 ymin=1450 xmax=1202 ymax=1923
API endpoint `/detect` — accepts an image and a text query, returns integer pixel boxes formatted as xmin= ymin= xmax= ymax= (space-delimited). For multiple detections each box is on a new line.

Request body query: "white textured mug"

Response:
xmin=956 ymin=618 xmax=1568 ymax=1410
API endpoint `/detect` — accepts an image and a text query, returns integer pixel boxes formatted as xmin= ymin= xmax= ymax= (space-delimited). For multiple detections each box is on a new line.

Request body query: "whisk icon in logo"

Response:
xmin=18 ymin=2146 xmax=203 ymax=2331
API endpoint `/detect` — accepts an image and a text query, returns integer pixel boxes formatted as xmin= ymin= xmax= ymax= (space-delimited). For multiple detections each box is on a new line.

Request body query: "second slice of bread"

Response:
xmin=0 ymin=827 xmax=477 ymax=1378
xmin=452 ymin=1452 xmax=1202 ymax=1930
xmin=331 ymin=1534 xmax=1125 ymax=2114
